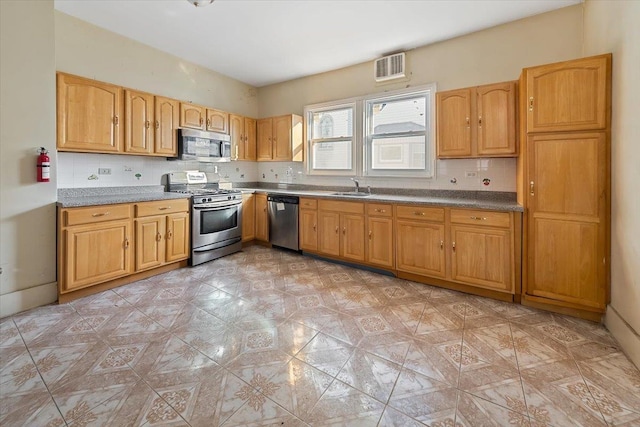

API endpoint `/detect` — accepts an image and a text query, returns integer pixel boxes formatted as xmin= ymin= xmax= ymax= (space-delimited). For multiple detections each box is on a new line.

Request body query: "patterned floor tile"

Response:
xmin=295 ymin=332 xmax=354 ymax=377
xmin=336 ymin=348 xmax=402 ymax=403
xmin=456 ymin=391 xmax=532 ymax=427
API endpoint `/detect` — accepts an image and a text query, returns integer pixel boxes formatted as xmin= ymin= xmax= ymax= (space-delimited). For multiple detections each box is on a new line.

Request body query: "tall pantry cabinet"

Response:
xmin=517 ymin=54 xmax=611 ymax=320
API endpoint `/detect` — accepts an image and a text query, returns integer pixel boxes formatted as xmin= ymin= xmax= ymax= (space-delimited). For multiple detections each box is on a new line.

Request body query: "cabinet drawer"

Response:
xmin=318 ymin=200 xmax=364 ymax=214
xmin=136 ymin=199 xmax=189 ymax=217
xmin=367 ymin=203 xmax=392 ymax=217
xmin=450 ymin=209 xmax=511 ymax=228
xmin=396 ymin=205 xmax=444 ymax=222
xmin=300 ymin=198 xmax=317 ymax=210
xmin=64 ymin=204 xmax=131 ymax=226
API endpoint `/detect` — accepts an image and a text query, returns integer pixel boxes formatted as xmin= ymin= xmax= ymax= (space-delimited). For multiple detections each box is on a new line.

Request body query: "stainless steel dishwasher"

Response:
xmin=267 ymin=194 xmax=299 ymax=251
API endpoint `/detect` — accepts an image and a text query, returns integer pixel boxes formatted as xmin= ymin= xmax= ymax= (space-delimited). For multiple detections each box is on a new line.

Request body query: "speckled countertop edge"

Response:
xmin=57 ymin=186 xmax=190 ymax=208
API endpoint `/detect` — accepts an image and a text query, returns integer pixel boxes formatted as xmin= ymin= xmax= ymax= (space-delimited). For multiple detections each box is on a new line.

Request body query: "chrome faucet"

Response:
xmin=351 ymin=178 xmax=360 ymax=192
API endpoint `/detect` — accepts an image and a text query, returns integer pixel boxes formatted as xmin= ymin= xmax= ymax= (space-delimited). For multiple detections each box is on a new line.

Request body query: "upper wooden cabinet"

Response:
xmin=437 ymin=81 xmax=517 ymax=158
xmin=230 ymin=114 xmax=257 ymax=161
xmin=525 ymin=55 xmax=610 ymax=133
xmin=154 ymin=96 xmax=180 ymax=156
xmin=125 ymin=90 xmax=155 ymax=155
xmin=206 ymin=109 xmax=229 ymax=134
xmin=257 ymin=114 xmax=303 ymax=162
xmin=180 ymin=103 xmax=206 ymax=130
xmin=57 ymin=73 xmax=123 ymax=153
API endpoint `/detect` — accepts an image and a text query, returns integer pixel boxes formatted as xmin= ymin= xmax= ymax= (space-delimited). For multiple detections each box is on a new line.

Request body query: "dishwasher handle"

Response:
xmin=267 ymin=195 xmax=299 ymax=204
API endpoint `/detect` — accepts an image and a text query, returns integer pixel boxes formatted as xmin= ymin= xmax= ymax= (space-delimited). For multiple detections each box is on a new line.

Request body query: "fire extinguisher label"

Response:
xmin=41 ymin=162 xmax=50 ymax=179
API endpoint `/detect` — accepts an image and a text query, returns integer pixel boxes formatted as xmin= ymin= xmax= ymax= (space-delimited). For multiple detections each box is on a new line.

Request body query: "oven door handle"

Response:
xmin=193 ymin=203 xmax=241 ymax=211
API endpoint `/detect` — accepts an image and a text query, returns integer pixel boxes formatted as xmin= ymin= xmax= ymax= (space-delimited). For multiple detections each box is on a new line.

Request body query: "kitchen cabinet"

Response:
xmin=58 ymin=204 xmax=133 ymax=293
xmin=518 ymin=54 xmax=611 ymax=320
xmin=450 ymin=209 xmax=513 ymax=293
xmin=230 ymin=114 xmax=257 ymax=161
xmin=180 ymin=103 xmax=206 ymax=130
xmin=242 ymin=193 xmax=256 ymax=242
xmin=317 ymin=200 xmax=365 ymax=262
xmin=255 ymin=193 xmax=269 ymax=242
xmin=366 ymin=204 xmax=394 ymax=269
xmin=395 ymin=206 xmax=446 ymax=278
xmin=57 ymin=73 xmax=123 ymax=153
xmin=299 ymin=198 xmax=318 ymax=251
xmin=125 ymin=90 xmax=155 ymax=155
xmin=256 ymin=114 xmax=303 ymax=162
xmin=525 ymin=55 xmax=609 ymax=133
xmin=134 ymin=200 xmax=190 ymax=272
xmin=206 ymin=108 xmax=229 ymax=134
xmin=437 ymin=81 xmax=517 ymax=158
xmin=154 ymin=96 xmax=180 ymax=156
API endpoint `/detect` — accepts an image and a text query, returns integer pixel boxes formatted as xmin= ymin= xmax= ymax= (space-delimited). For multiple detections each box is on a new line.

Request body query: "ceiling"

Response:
xmin=54 ymin=0 xmax=582 ymax=87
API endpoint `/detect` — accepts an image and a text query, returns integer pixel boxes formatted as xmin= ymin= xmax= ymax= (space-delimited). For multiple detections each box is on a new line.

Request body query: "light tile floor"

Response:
xmin=1 ymin=245 xmax=639 ymax=426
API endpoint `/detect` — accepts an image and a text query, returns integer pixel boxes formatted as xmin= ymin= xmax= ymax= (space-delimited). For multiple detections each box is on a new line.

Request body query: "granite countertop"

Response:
xmin=56 ymin=186 xmax=190 ymax=208
xmin=237 ymin=187 xmax=523 ymax=212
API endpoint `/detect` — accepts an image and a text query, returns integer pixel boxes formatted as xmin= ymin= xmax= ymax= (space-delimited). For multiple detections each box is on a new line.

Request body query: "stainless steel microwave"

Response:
xmin=175 ymin=128 xmax=231 ymax=162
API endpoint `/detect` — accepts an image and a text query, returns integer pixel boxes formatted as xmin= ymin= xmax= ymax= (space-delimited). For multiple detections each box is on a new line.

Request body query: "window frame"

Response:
xmin=363 ymin=84 xmax=436 ymax=178
xmin=304 ymin=99 xmax=359 ymax=176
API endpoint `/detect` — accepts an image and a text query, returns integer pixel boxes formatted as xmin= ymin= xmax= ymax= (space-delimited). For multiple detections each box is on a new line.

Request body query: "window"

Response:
xmin=364 ymin=87 xmax=434 ymax=177
xmin=306 ymin=103 xmax=356 ymax=175
xmin=304 ymin=84 xmax=435 ymax=178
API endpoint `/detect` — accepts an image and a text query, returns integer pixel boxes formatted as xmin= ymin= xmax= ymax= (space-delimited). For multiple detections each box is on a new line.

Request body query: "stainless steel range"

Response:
xmin=167 ymin=171 xmax=242 ymax=266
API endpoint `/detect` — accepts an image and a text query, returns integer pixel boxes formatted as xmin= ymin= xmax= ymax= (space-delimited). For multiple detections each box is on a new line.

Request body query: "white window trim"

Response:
xmin=303 ymin=84 xmax=436 ymax=178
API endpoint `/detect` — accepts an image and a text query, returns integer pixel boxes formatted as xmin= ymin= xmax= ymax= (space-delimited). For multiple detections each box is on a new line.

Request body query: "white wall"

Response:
xmin=0 ymin=0 xmax=58 ymax=316
xmin=256 ymin=5 xmax=583 ymax=191
xmin=583 ymin=0 xmax=640 ymax=368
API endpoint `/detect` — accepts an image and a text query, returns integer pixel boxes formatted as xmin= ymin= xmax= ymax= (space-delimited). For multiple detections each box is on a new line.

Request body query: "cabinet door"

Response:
xmin=125 ymin=90 xmax=154 ymax=154
xmin=180 ymin=103 xmax=205 ymax=130
xmin=526 ymin=132 xmax=607 ymax=309
xmin=451 ymin=225 xmax=512 ymax=292
xmin=318 ymin=211 xmax=340 ymax=257
xmin=299 ymin=209 xmax=318 ymax=251
xmin=255 ymin=193 xmax=269 ymax=241
xmin=166 ymin=213 xmax=190 ymax=262
xmin=155 ymin=96 xmax=179 ymax=156
xmin=242 ymin=193 xmax=256 ymax=242
xmin=436 ymin=88 xmax=473 ymax=158
xmin=477 ymin=82 xmax=517 ymax=156
xmin=396 ymin=220 xmax=446 ymax=278
xmin=272 ymin=115 xmax=292 ymax=161
xmin=244 ymin=117 xmax=257 ymax=161
xmin=341 ymin=214 xmax=365 ymax=262
xmin=367 ymin=216 xmax=394 ymax=268
xmin=57 ymin=73 xmax=123 ymax=153
xmin=526 ymin=55 xmax=609 ymax=133
xmin=135 ymin=216 xmax=165 ymax=271
xmin=63 ymin=220 xmax=132 ymax=291
xmin=257 ymin=118 xmax=273 ymax=161
xmin=229 ymin=114 xmax=245 ymax=160
xmin=206 ymin=109 xmax=229 ymax=134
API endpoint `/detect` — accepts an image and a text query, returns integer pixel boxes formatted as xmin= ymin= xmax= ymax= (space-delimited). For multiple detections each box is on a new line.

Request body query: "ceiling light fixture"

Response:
xmin=186 ymin=0 xmax=214 ymax=8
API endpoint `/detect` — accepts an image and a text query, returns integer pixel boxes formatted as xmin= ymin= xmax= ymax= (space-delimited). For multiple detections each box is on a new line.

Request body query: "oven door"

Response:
xmin=193 ymin=201 xmax=242 ymax=248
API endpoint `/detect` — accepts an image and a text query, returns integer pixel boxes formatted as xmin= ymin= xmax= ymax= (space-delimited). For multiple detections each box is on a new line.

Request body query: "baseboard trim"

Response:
xmin=605 ymin=305 xmax=640 ymax=369
xmin=0 ymin=282 xmax=58 ymax=318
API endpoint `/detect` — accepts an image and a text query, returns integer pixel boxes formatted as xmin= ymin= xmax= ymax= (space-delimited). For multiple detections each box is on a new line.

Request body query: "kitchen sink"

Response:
xmin=331 ymin=192 xmax=371 ymax=197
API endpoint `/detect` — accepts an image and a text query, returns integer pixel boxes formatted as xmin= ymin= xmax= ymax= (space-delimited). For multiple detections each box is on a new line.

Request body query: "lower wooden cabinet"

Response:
xmin=316 ymin=200 xmax=365 ymax=262
xmin=396 ymin=219 xmax=446 ymax=278
xmin=318 ymin=211 xmax=341 ymax=256
xmin=255 ymin=193 xmax=269 ymax=242
xmin=366 ymin=204 xmax=394 ymax=269
xmin=58 ymin=199 xmax=189 ymax=297
xmin=242 ymin=193 xmax=256 ymax=242
xmin=299 ymin=199 xmax=318 ymax=251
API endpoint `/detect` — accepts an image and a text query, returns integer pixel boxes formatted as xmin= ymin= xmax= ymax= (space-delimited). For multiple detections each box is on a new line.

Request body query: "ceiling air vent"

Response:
xmin=374 ymin=52 xmax=406 ymax=82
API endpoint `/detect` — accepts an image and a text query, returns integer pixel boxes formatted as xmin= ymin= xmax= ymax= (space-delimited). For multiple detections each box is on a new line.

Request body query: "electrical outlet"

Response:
xmin=98 ymin=168 xmax=111 ymax=175
xmin=465 ymin=171 xmax=477 ymax=178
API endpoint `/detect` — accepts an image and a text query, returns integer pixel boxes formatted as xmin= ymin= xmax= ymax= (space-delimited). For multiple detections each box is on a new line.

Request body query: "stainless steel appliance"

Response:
xmin=167 ymin=171 xmax=242 ymax=266
xmin=267 ymin=194 xmax=299 ymax=251
xmin=174 ymin=128 xmax=231 ymax=162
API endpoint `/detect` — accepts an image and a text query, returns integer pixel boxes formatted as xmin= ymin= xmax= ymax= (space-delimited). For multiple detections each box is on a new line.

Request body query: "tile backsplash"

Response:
xmin=57 ymin=153 xmax=515 ymax=192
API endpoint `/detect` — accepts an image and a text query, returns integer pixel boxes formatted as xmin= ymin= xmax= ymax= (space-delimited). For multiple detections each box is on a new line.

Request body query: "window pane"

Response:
xmin=312 ymin=140 xmax=352 ymax=170
xmin=371 ymin=136 xmax=425 ymax=170
xmin=312 ymin=108 xmax=353 ymax=139
xmin=371 ymin=96 xmax=426 ymax=134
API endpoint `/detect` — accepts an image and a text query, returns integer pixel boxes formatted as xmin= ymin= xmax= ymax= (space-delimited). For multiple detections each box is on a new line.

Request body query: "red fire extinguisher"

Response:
xmin=37 ymin=147 xmax=50 ymax=183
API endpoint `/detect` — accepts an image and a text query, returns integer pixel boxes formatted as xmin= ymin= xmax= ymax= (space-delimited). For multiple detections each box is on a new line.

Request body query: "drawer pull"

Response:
xmin=470 ymin=216 xmax=487 ymax=221
xmin=313 ymin=224 xmax=316 ymax=231
xmin=167 ymin=229 xmax=173 ymax=240
xmin=145 ymin=120 xmax=150 ymax=129
xmin=374 ymin=208 xmax=387 ymax=213
xmin=156 ymin=232 xmax=162 ymax=242
xmin=155 ymin=120 xmax=160 ymax=129
xmin=440 ymin=240 xmax=444 ymax=250
xmin=335 ymin=226 xmax=339 ymax=234
xmin=369 ymin=230 xmax=372 ymax=240
xmin=91 ymin=212 xmax=110 ymax=217
xmin=452 ymin=241 xmax=456 ymax=252
xmin=414 ymin=212 xmax=425 ymax=216
xmin=158 ymin=206 xmax=171 ymax=210
xmin=342 ymin=227 xmax=346 ymax=235
xmin=124 ymin=238 xmax=130 ymax=249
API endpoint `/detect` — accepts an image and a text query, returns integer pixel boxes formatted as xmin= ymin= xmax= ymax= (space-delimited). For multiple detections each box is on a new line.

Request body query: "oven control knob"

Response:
xmin=207 ymin=198 xmax=212 ymax=202
xmin=228 ymin=196 xmax=232 ymax=200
